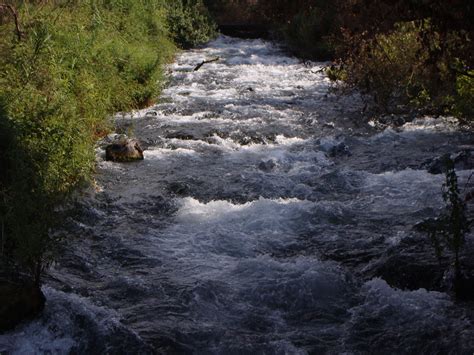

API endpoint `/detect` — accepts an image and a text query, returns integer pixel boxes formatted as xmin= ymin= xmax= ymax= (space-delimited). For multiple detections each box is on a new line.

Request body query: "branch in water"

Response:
xmin=194 ymin=57 xmax=220 ymax=71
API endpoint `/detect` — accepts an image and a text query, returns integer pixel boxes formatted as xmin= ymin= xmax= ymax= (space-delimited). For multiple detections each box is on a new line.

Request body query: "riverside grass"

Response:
xmin=0 ymin=0 xmax=215 ymax=283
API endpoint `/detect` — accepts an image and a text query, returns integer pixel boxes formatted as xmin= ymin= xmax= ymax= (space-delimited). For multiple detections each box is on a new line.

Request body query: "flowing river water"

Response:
xmin=2 ymin=36 xmax=474 ymax=354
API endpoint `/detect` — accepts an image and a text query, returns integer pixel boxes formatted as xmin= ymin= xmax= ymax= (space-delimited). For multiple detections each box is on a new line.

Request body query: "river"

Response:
xmin=1 ymin=36 xmax=473 ymax=354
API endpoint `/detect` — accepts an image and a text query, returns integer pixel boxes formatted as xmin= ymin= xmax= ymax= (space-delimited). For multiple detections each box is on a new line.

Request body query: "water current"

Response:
xmin=1 ymin=36 xmax=473 ymax=354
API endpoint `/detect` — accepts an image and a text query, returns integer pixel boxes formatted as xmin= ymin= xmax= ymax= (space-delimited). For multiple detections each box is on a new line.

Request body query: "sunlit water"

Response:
xmin=1 ymin=36 xmax=473 ymax=354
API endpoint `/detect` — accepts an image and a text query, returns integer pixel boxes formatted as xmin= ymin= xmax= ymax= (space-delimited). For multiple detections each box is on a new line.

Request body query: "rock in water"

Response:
xmin=0 ymin=283 xmax=46 ymax=332
xmin=105 ymin=139 xmax=144 ymax=162
xmin=258 ymin=159 xmax=277 ymax=172
xmin=424 ymin=150 xmax=474 ymax=174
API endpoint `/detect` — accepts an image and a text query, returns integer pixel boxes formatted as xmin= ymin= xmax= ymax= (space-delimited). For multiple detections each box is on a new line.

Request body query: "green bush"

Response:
xmin=338 ymin=22 xmax=425 ymax=108
xmin=0 ymin=0 xmax=215 ymax=284
xmin=167 ymin=0 xmax=217 ymax=49
xmin=452 ymin=70 xmax=474 ymax=120
xmin=334 ymin=21 xmax=474 ymax=120
xmin=280 ymin=4 xmax=336 ymax=60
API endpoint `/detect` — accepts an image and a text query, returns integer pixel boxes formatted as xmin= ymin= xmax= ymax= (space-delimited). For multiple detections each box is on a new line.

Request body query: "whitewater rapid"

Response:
xmin=1 ymin=36 xmax=473 ymax=354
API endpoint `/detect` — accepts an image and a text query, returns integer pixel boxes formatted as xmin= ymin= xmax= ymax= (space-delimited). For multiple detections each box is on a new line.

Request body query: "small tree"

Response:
xmin=419 ymin=159 xmax=471 ymax=292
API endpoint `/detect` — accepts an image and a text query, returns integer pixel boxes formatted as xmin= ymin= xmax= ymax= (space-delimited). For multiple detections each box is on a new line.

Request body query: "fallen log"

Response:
xmin=194 ymin=57 xmax=220 ymax=71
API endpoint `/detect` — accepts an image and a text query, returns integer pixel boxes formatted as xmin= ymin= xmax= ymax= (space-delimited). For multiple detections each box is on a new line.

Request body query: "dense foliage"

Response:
xmin=278 ymin=1 xmax=336 ymax=60
xmin=204 ymin=0 xmax=336 ymax=59
xmin=269 ymin=0 xmax=473 ymax=119
xmin=0 ymin=0 xmax=215 ymax=284
xmin=334 ymin=1 xmax=474 ymax=118
xmin=168 ymin=0 xmax=217 ymax=49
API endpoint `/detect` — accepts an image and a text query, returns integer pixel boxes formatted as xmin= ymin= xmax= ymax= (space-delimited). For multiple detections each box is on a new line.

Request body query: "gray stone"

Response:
xmin=105 ymin=139 xmax=144 ymax=162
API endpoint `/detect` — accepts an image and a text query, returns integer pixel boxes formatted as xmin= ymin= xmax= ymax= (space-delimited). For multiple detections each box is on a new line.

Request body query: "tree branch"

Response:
xmin=0 ymin=4 xmax=25 ymax=40
xmin=451 ymin=66 xmax=474 ymax=79
xmin=194 ymin=57 xmax=220 ymax=71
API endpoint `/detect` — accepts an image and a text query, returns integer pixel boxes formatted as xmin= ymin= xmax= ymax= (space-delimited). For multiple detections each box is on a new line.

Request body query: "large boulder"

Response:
xmin=105 ymin=139 xmax=144 ymax=162
xmin=0 ymin=283 xmax=45 ymax=332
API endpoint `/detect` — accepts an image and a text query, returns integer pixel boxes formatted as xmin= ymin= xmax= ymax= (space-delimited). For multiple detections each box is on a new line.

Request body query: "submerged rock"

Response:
xmin=453 ymin=276 xmax=474 ymax=301
xmin=145 ymin=111 xmax=158 ymax=117
xmin=99 ymin=133 xmax=127 ymax=148
xmin=166 ymin=131 xmax=196 ymax=140
xmin=367 ymin=254 xmax=444 ymax=292
xmin=168 ymin=181 xmax=190 ymax=195
xmin=105 ymin=139 xmax=144 ymax=162
xmin=441 ymin=267 xmax=474 ymax=301
xmin=424 ymin=150 xmax=474 ymax=174
xmin=258 ymin=159 xmax=277 ymax=172
xmin=0 ymin=283 xmax=45 ymax=332
xmin=237 ymin=133 xmax=276 ymax=146
xmin=319 ymin=137 xmax=351 ymax=157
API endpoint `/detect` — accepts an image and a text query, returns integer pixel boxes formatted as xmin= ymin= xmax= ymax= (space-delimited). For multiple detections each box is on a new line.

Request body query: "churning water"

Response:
xmin=1 ymin=36 xmax=473 ymax=354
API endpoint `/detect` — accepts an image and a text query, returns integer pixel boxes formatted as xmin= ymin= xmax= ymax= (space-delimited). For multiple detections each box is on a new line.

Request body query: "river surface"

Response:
xmin=1 ymin=36 xmax=474 ymax=354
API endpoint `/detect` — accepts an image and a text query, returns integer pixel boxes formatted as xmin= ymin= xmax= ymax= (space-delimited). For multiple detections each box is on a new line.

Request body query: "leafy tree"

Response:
xmin=167 ymin=0 xmax=217 ymax=49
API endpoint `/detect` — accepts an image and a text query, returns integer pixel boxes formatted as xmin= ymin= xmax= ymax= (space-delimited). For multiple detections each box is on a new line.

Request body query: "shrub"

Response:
xmin=332 ymin=20 xmax=474 ymax=119
xmin=279 ymin=3 xmax=337 ymax=60
xmin=166 ymin=0 xmax=217 ymax=49
xmin=337 ymin=22 xmax=427 ymax=109
xmin=452 ymin=69 xmax=474 ymax=120
xmin=0 ymin=0 xmax=185 ymax=284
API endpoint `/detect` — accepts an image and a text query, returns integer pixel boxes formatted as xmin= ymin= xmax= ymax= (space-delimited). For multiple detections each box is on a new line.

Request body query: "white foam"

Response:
xmin=348 ymin=278 xmax=466 ymax=329
xmin=373 ymin=117 xmax=460 ymax=141
xmin=176 ymin=196 xmax=312 ymax=224
xmin=0 ymin=287 xmax=144 ymax=354
xmin=401 ymin=116 xmax=459 ymax=132
xmin=145 ymin=147 xmax=197 ymax=159
xmin=360 ymin=169 xmax=444 ymax=214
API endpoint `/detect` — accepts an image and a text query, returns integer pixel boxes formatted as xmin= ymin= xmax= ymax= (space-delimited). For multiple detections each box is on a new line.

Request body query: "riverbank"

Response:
xmin=0 ymin=0 xmax=217 ymax=332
